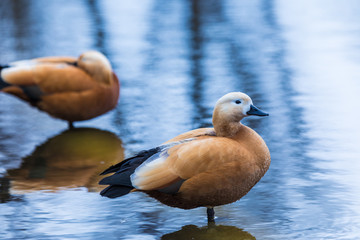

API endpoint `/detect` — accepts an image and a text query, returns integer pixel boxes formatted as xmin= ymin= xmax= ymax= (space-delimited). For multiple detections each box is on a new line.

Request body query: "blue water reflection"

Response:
xmin=1 ymin=0 xmax=360 ymax=239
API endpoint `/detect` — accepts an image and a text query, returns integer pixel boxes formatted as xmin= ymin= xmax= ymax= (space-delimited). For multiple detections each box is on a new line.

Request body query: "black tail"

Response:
xmin=100 ymin=147 xmax=160 ymax=175
xmin=0 ymin=64 xmax=10 ymax=70
xmin=100 ymin=185 xmax=133 ymax=198
xmin=0 ymin=65 xmax=11 ymax=90
xmin=99 ymin=146 xmax=162 ymax=198
xmin=0 ymin=78 xmax=11 ymax=90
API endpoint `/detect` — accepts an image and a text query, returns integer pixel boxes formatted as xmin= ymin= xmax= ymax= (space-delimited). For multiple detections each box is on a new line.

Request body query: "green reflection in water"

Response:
xmin=7 ymin=128 xmax=124 ymax=193
xmin=162 ymin=224 xmax=255 ymax=240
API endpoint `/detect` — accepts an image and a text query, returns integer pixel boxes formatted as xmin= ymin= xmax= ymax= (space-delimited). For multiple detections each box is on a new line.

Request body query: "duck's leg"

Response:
xmin=207 ymin=207 xmax=215 ymax=223
xmin=68 ymin=121 xmax=74 ymax=129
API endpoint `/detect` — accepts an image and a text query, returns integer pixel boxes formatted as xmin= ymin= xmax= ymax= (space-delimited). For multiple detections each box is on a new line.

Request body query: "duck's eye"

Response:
xmin=235 ymin=100 xmax=242 ymax=104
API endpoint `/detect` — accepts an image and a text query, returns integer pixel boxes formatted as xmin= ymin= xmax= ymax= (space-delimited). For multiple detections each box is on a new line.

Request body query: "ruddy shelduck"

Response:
xmin=99 ymin=92 xmax=270 ymax=222
xmin=0 ymin=51 xmax=120 ymax=128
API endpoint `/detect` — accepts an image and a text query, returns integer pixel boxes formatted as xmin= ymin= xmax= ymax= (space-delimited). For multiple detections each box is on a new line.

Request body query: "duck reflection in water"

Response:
xmin=0 ymin=177 xmax=12 ymax=203
xmin=161 ymin=224 xmax=255 ymax=240
xmin=6 ymin=128 xmax=124 ymax=193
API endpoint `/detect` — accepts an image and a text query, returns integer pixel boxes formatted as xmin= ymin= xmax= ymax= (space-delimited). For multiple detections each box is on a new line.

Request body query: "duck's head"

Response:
xmin=212 ymin=92 xmax=268 ymax=137
xmin=77 ymin=51 xmax=113 ymax=84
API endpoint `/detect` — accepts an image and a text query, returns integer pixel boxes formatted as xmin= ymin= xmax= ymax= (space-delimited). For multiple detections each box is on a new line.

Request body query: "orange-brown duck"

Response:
xmin=0 ymin=51 xmax=119 ymax=128
xmin=100 ymin=92 xmax=270 ymax=222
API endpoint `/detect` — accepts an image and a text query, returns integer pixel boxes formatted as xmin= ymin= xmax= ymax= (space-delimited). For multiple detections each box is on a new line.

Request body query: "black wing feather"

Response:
xmin=0 ymin=64 xmax=10 ymax=70
xmin=0 ymin=66 xmax=11 ymax=89
xmin=99 ymin=171 xmax=133 ymax=186
xmin=100 ymin=185 xmax=133 ymax=198
xmin=99 ymin=147 xmax=161 ymax=175
xmin=99 ymin=140 xmax=195 ymax=199
xmin=99 ymin=146 xmax=162 ymax=198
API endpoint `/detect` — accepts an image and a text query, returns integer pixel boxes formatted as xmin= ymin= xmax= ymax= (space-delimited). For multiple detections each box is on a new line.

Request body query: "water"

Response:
xmin=1 ymin=0 xmax=360 ymax=239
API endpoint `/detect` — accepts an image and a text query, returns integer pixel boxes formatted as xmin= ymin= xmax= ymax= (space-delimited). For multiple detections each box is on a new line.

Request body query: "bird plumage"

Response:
xmin=0 ymin=51 xmax=119 ymax=126
xmin=99 ymin=92 xmax=271 ymax=220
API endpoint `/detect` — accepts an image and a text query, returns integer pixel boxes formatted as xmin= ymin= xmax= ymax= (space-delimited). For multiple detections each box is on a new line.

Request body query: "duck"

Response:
xmin=99 ymin=92 xmax=270 ymax=222
xmin=0 ymin=51 xmax=120 ymax=128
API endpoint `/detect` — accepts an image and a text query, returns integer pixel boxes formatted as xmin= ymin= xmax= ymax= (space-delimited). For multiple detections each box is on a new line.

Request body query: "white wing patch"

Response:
xmin=130 ymin=138 xmax=195 ymax=190
xmin=1 ymin=65 xmax=34 ymax=80
xmin=130 ymin=151 xmax=169 ymax=189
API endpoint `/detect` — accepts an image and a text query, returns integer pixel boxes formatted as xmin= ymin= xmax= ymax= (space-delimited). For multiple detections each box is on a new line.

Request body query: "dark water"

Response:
xmin=1 ymin=0 xmax=360 ymax=239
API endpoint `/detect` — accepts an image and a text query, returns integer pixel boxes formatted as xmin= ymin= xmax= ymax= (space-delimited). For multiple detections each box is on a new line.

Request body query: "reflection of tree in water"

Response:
xmin=85 ymin=0 xmax=108 ymax=55
xmin=0 ymin=0 xmax=45 ymax=57
xmin=7 ymin=128 xmax=124 ymax=193
xmin=187 ymin=0 xmax=225 ymax=129
xmin=161 ymin=224 xmax=255 ymax=240
xmin=188 ymin=0 xmax=207 ymax=128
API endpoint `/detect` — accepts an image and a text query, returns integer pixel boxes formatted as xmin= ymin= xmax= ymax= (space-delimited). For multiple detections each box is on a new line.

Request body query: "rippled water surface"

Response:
xmin=1 ymin=0 xmax=360 ymax=239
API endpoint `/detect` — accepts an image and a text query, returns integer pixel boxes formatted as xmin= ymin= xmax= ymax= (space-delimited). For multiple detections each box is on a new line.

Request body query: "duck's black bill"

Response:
xmin=247 ymin=105 xmax=269 ymax=116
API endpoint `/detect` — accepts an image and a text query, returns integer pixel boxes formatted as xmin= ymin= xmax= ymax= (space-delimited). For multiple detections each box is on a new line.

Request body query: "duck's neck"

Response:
xmin=94 ymin=70 xmax=112 ymax=85
xmin=214 ymin=122 xmax=243 ymax=137
xmin=213 ymin=114 xmax=243 ymax=137
xmin=82 ymin=64 xmax=112 ymax=85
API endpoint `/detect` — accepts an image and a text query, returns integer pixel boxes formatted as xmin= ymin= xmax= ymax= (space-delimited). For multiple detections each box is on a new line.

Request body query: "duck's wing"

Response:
xmin=1 ymin=60 xmax=95 ymax=102
xmin=99 ymin=136 xmax=245 ymax=198
xmin=132 ymin=137 xmax=244 ymax=188
xmin=1 ymin=61 xmax=94 ymax=91
xmin=99 ymin=140 xmax=192 ymax=198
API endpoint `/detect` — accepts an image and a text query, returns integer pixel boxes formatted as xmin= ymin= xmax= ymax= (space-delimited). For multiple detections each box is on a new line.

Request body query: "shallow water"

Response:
xmin=1 ymin=0 xmax=360 ymax=239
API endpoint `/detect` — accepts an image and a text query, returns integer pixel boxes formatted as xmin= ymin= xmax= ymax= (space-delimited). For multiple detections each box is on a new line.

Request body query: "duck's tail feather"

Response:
xmin=0 ymin=64 xmax=10 ymax=70
xmin=0 ymin=78 xmax=11 ymax=90
xmin=100 ymin=147 xmax=161 ymax=175
xmin=99 ymin=170 xmax=133 ymax=186
xmin=99 ymin=146 xmax=163 ymax=199
xmin=0 ymin=65 xmax=11 ymax=90
xmin=100 ymin=185 xmax=133 ymax=198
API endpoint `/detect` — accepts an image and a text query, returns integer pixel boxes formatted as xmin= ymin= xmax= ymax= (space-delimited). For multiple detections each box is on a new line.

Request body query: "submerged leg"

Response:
xmin=207 ymin=207 xmax=215 ymax=223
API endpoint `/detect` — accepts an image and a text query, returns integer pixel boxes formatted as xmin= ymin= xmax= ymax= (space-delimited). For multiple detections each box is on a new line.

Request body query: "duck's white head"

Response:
xmin=213 ymin=92 xmax=268 ymax=136
xmin=77 ymin=51 xmax=113 ymax=84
